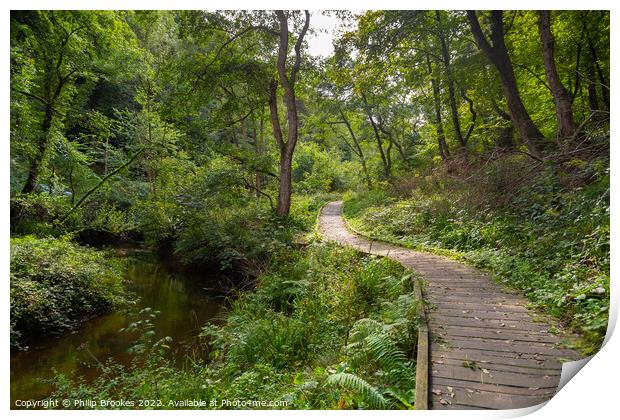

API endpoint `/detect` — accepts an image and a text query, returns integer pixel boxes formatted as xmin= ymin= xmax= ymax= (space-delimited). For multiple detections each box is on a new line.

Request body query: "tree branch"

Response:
xmin=290 ymin=10 xmax=310 ymax=87
xmin=460 ymin=87 xmax=477 ymax=143
xmin=241 ymin=177 xmax=275 ymax=210
xmin=58 ymin=147 xmax=146 ymax=223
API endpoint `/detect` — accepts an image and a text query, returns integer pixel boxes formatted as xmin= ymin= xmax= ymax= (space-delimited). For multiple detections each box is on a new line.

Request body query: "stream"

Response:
xmin=10 ymin=250 xmax=228 ymax=406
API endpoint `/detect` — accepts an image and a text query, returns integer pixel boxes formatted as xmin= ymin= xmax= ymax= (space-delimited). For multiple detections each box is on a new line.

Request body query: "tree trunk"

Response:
xmin=436 ymin=11 xmax=466 ymax=152
xmin=538 ymin=11 xmax=576 ymax=139
xmin=467 ymin=10 xmax=546 ymax=157
xmin=277 ymin=152 xmax=293 ymax=217
xmin=570 ymin=13 xmax=589 ymax=103
xmin=340 ymin=111 xmax=372 ymax=188
xmin=361 ymin=92 xmax=390 ymax=178
xmin=385 ymin=135 xmax=393 ymax=173
xmin=22 ymin=104 xmax=54 ymax=193
xmin=460 ymin=88 xmax=477 ymax=143
xmin=377 ymin=117 xmax=407 ymax=163
xmin=426 ymin=54 xmax=450 ymax=160
xmin=588 ymin=37 xmax=609 ymax=110
xmin=268 ymin=10 xmax=310 ymax=218
xmin=586 ymin=60 xmax=600 ymax=112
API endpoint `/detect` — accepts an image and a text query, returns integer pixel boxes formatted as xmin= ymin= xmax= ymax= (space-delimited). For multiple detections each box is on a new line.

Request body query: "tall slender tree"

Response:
xmin=269 ymin=10 xmax=310 ymax=218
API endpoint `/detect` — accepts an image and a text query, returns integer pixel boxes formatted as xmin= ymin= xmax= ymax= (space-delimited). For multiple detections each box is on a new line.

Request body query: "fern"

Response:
xmin=366 ymin=333 xmax=412 ymax=386
xmin=348 ymin=318 xmax=414 ymax=388
xmin=348 ymin=318 xmax=383 ymax=343
xmin=326 ymin=372 xmax=387 ymax=409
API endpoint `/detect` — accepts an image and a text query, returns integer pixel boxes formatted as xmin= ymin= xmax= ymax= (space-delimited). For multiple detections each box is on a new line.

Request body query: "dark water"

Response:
xmin=10 ymin=252 xmax=228 ymax=405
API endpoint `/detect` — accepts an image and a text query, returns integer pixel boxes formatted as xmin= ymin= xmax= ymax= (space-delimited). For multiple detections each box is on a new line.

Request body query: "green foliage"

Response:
xmin=49 ymin=243 xmax=419 ymax=409
xmin=10 ymin=236 xmax=126 ymax=349
xmin=10 ymin=192 xmax=139 ymax=240
xmin=9 ymin=8 xmax=610 ymax=408
xmin=293 ymin=142 xmax=360 ymax=193
xmin=344 ymin=157 xmax=609 ymax=353
xmin=325 ymin=373 xmax=387 ymax=409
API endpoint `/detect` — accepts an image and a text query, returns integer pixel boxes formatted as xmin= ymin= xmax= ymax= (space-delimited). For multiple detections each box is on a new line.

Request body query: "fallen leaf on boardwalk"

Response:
xmin=439 ymin=399 xmax=451 ymax=405
xmin=463 ymin=361 xmax=480 ymax=370
xmin=447 ymin=386 xmax=453 ymax=393
xmin=500 ymin=323 xmax=506 ymax=327
xmin=432 ymin=389 xmax=442 ymax=395
xmin=481 ymin=368 xmax=490 ymax=374
xmin=465 ymin=388 xmax=475 ymax=393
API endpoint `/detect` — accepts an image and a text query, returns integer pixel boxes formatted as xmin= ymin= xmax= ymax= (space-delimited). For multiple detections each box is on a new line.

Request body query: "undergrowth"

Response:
xmin=10 ymin=236 xmax=126 ymax=349
xmin=50 ymin=243 xmax=420 ymax=409
xmin=343 ymin=157 xmax=609 ymax=354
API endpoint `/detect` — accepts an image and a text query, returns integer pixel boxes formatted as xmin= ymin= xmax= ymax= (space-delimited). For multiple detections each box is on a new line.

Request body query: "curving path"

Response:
xmin=319 ymin=201 xmax=582 ymax=410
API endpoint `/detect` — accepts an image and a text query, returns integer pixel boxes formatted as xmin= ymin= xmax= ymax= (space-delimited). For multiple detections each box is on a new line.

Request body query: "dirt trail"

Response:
xmin=319 ymin=201 xmax=582 ymax=410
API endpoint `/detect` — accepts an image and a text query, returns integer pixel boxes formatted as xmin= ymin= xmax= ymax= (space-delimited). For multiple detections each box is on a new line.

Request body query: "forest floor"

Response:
xmin=319 ymin=201 xmax=584 ymax=410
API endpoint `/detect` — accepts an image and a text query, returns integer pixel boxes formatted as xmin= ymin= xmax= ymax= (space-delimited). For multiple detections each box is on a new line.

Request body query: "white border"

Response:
xmin=3 ymin=1 xmax=617 ymax=419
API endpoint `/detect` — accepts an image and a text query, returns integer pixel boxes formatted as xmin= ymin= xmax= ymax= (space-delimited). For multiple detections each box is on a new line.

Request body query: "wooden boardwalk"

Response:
xmin=319 ymin=201 xmax=582 ymax=410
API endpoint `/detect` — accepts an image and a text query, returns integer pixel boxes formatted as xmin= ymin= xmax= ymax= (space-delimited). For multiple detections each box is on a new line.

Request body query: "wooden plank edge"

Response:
xmin=414 ymin=277 xmax=429 ymax=410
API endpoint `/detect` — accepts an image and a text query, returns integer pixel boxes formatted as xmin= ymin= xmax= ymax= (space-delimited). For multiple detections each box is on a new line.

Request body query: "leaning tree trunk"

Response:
xmin=361 ymin=92 xmax=390 ymax=178
xmin=538 ymin=11 xmax=576 ymax=139
xmin=467 ymin=10 xmax=546 ymax=157
xmin=340 ymin=111 xmax=372 ymax=188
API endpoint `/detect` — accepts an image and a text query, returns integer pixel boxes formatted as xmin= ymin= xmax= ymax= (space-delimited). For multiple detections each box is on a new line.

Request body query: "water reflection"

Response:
xmin=10 ymin=256 xmax=227 ymax=405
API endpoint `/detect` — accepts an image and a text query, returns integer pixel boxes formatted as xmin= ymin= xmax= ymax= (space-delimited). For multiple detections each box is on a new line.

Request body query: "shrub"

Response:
xmin=10 ymin=236 xmax=126 ymax=349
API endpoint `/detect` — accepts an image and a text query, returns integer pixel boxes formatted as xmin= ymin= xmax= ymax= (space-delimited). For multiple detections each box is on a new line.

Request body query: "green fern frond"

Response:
xmin=326 ymin=372 xmax=387 ymax=409
xmin=366 ymin=333 xmax=412 ymax=385
xmin=349 ymin=318 xmax=383 ymax=342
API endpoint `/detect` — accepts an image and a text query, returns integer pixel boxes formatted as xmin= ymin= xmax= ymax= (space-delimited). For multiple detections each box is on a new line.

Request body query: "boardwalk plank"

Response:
xmin=433 ymin=357 xmax=560 ymax=375
xmin=431 ymin=385 xmax=552 ymax=409
xmin=431 ymin=365 xmax=560 ymax=388
xmin=434 ymin=325 xmax=561 ymax=343
xmin=430 ymin=346 xmax=565 ymax=369
xmin=432 ymin=377 xmax=558 ymax=396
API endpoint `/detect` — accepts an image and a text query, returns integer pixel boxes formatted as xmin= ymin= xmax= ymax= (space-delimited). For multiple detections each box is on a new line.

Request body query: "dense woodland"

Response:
xmin=10 ymin=10 xmax=609 ymax=409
